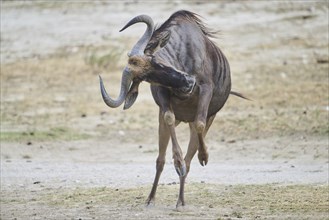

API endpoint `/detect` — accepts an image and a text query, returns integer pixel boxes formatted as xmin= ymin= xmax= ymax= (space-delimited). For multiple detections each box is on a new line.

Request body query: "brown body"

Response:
xmin=99 ymin=10 xmax=237 ymax=208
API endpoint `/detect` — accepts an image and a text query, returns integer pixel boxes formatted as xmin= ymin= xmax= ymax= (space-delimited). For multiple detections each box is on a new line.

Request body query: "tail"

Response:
xmin=230 ymin=91 xmax=251 ymax=101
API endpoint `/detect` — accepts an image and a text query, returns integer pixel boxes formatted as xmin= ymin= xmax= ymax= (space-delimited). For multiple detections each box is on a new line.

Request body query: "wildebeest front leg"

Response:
xmin=195 ymin=84 xmax=213 ymax=166
xmin=146 ymin=111 xmax=170 ymax=206
xmin=152 ymin=87 xmax=185 ymax=176
xmin=164 ymin=110 xmax=186 ymax=176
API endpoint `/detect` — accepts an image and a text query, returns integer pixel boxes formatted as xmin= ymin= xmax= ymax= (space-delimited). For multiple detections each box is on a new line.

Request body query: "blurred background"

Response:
xmin=1 ymin=1 xmax=328 ymax=141
xmin=1 ymin=1 xmax=328 ymax=219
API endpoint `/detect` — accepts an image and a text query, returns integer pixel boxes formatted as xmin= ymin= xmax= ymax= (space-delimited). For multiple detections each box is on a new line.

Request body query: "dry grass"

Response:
xmin=1 ymin=2 xmax=328 ymax=220
xmin=2 ymin=183 xmax=327 ymax=220
xmin=1 ymin=40 xmax=328 ymax=142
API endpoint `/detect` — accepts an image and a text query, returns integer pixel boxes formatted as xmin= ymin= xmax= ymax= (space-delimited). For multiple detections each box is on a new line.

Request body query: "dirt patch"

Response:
xmin=1 ymin=183 xmax=328 ymax=220
xmin=1 ymin=1 xmax=328 ymax=219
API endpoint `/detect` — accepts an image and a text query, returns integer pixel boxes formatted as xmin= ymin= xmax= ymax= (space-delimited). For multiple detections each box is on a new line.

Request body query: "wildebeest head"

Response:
xmin=100 ymin=14 xmax=195 ymax=110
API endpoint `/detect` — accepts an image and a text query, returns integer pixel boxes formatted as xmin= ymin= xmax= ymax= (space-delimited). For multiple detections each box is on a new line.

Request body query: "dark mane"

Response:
xmin=154 ymin=10 xmax=219 ymax=38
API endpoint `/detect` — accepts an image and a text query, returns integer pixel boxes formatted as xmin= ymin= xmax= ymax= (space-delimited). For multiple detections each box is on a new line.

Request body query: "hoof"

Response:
xmin=176 ymin=199 xmax=185 ymax=210
xmin=175 ymin=162 xmax=186 ymax=177
xmin=198 ymin=150 xmax=208 ymax=166
xmin=145 ymin=197 xmax=155 ymax=207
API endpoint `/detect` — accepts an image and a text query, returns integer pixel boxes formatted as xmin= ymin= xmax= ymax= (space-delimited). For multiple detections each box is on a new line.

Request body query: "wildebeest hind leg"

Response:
xmin=176 ymin=115 xmax=216 ymax=208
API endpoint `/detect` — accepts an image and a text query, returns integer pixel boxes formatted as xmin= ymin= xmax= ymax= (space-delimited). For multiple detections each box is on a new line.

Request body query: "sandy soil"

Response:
xmin=1 ymin=1 xmax=328 ymax=219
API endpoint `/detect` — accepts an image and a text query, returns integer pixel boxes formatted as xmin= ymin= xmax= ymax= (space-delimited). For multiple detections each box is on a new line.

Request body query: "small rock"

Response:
xmin=71 ymin=47 xmax=79 ymax=53
xmin=23 ymin=155 xmax=31 ymax=159
xmin=27 ymin=141 xmax=32 ymax=145
xmin=316 ymin=58 xmax=328 ymax=64
xmin=280 ymin=72 xmax=287 ymax=79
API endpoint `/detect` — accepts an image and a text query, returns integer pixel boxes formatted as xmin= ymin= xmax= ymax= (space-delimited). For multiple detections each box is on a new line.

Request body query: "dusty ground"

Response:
xmin=1 ymin=1 xmax=328 ymax=219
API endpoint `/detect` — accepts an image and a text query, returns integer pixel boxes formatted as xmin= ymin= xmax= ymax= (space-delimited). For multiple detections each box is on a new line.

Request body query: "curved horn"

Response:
xmin=99 ymin=67 xmax=133 ymax=108
xmin=120 ymin=15 xmax=154 ymax=56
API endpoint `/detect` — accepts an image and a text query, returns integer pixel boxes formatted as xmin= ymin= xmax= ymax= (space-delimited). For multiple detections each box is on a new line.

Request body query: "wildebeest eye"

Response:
xmin=129 ymin=59 xmax=138 ymax=66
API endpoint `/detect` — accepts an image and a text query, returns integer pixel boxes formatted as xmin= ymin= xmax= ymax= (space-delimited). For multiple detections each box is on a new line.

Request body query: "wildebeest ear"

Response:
xmin=159 ymin=30 xmax=171 ymax=48
xmin=123 ymin=81 xmax=140 ymax=110
xmin=145 ymin=31 xmax=171 ymax=55
xmin=151 ymin=31 xmax=171 ymax=54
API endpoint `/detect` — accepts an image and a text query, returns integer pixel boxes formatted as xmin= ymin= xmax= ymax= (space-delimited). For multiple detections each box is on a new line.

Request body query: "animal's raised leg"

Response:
xmin=151 ymin=86 xmax=185 ymax=176
xmin=164 ymin=110 xmax=186 ymax=177
xmin=195 ymin=85 xmax=213 ymax=166
xmin=176 ymin=115 xmax=216 ymax=208
xmin=146 ymin=111 xmax=170 ymax=205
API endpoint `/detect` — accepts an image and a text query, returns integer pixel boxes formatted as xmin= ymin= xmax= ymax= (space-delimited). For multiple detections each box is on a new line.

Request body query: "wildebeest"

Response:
xmin=99 ymin=10 xmax=247 ymax=208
